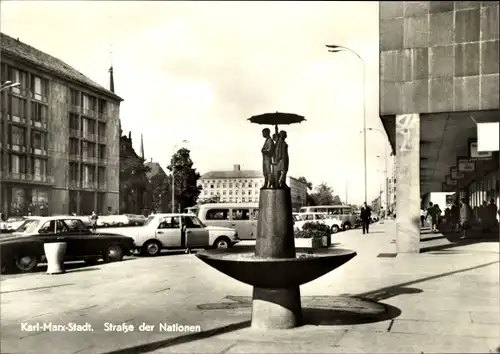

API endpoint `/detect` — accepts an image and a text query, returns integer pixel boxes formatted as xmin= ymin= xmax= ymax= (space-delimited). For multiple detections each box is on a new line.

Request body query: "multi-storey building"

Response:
xmin=198 ymin=164 xmax=307 ymax=211
xmin=0 ymin=33 xmax=122 ymax=217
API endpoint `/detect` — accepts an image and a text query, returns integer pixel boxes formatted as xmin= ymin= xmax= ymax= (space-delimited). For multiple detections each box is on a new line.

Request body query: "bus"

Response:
xmin=298 ymin=205 xmax=358 ymax=230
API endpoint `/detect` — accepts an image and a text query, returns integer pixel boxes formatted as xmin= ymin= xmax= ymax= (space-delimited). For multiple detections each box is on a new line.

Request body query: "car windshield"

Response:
xmin=191 ymin=216 xmax=205 ymax=228
xmin=143 ymin=215 xmax=156 ymax=227
xmin=15 ymin=219 xmax=40 ymax=233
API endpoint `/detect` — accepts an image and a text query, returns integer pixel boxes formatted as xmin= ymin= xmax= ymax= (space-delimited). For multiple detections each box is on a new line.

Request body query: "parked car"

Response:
xmin=125 ymin=214 xmax=146 ymax=226
xmin=293 ymin=213 xmax=342 ymax=233
xmin=97 ymin=215 xmax=131 ymax=227
xmin=1 ymin=216 xmax=28 ymax=233
xmin=104 ymin=213 xmax=240 ymax=256
xmin=197 ymin=203 xmax=259 ymax=240
xmin=0 ymin=216 xmax=135 ymax=274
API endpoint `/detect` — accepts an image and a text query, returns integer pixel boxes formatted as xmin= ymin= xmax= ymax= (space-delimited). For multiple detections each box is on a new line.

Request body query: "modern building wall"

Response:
xmin=0 ymin=33 xmax=122 ymax=217
xmin=380 ymin=1 xmax=499 ymax=115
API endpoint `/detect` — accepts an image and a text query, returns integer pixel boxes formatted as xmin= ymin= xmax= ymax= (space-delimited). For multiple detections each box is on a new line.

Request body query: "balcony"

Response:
xmin=30 ymin=119 xmax=48 ymax=130
xmin=97 ymin=134 xmax=106 ymax=144
xmin=7 ymin=114 xmax=28 ymax=125
xmin=69 ymin=154 xmax=80 ymax=161
xmin=82 ymin=108 xmax=98 ymax=119
xmin=7 ymin=143 xmax=28 ymax=153
xmin=69 ymin=104 xmax=80 ymax=113
xmin=69 ymin=180 xmax=80 ymax=189
xmin=82 ymin=155 xmax=97 ymax=164
xmin=81 ymin=131 xmax=97 ymax=142
xmin=0 ymin=171 xmax=54 ymax=185
xmin=69 ymin=128 xmax=80 ymax=138
xmin=30 ymin=147 xmax=49 ymax=157
xmin=81 ymin=181 xmax=97 ymax=189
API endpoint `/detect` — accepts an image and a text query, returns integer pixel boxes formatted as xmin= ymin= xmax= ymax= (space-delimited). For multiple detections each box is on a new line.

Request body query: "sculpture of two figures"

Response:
xmin=261 ymin=128 xmax=288 ymax=189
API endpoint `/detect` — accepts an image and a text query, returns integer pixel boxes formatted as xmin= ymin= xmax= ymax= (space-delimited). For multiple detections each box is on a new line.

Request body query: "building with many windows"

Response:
xmin=0 ymin=33 xmax=122 ymax=217
xmin=198 ymin=164 xmax=307 ymax=211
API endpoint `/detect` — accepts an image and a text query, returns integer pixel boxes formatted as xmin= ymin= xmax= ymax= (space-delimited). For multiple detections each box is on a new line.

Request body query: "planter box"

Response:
xmin=295 ymin=237 xmax=326 ymax=248
xmin=44 ymin=242 xmax=67 ymax=274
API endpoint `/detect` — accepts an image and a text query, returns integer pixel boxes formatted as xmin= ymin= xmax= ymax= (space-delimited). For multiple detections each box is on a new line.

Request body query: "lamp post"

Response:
xmin=171 ymin=140 xmax=189 ymax=213
xmin=0 ymin=81 xmax=20 ymax=92
xmin=326 ymin=44 xmax=367 ymax=203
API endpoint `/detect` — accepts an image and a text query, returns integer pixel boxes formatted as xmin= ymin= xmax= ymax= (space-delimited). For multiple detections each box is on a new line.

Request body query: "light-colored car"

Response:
xmin=96 ymin=215 xmax=131 ymax=227
xmin=104 ymin=213 xmax=240 ymax=256
xmin=198 ymin=203 xmax=259 ymax=240
xmin=296 ymin=212 xmax=342 ymax=234
xmin=124 ymin=214 xmax=146 ymax=226
xmin=1 ymin=216 xmax=28 ymax=232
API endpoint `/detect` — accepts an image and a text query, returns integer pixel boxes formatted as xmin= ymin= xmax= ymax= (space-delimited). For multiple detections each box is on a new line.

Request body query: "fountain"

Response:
xmin=196 ymin=112 xmax=357 ymax=330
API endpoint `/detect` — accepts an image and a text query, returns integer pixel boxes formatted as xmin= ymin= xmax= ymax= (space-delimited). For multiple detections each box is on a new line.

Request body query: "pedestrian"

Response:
xmin=360 ymin=202 xmax=371 ymax=234
xmin=90 ymin=211 xmax=98 ymax=232
xmin=380 ymin=207 xmax=385 ymax=224
xmin=426 ymin=202 xmax=439 ymax=232
xmin=479 ymin=200 xmax=488 ymax=232
xmin=451 ymin=201 xmax=460 ymax=232
xmin=420 ymin=208 xmax=425 ymax=227
xmin=434 ymin=204 xmax=442 ymax=227
xmin=460 ymin=198 xmax=473 ymax=239
xmin=487 ymin=198 xmax=498 ymax=232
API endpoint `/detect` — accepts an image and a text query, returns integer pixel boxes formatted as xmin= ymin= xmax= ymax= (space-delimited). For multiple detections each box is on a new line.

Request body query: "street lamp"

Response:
xmin=326 ymin=44 xmax=367 ymax=203
xmin=0 ymin=81 xmax=20 ymax=92
xmin=171 ymin=140 xmax=189 ymax=213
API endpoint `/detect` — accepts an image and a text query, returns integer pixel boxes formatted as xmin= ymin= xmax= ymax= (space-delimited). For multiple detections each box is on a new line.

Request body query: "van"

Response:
xmin=198 ymin=203 xmax=259 ymax=240
xmin=298 ymin=205 xmax=358 ymax=230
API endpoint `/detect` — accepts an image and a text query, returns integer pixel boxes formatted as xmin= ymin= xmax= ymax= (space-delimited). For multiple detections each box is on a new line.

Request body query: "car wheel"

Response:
xmin=117 ymin=222 xmax=124 ymax=227
xmin=343 ymin=222 xmax=351 ymax=231
xmin=214 ymin=237 xmax=232 ymax=249
xmin=103 ymin=223 xmax=109 ymax=227
xmin=141 ymin=240 xmax=161 ymax=257
xmin=103 ymin=245 xmax=123 ymax=263
xmin=14 ymin=255 xmax=38 ymax=272
xmin=331 ymin=225 xmax=340 ymax=234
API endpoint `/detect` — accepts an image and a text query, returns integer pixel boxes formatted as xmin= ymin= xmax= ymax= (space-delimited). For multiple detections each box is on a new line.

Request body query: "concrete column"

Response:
xmin=395 ymin=114 xmax=420 ymax=254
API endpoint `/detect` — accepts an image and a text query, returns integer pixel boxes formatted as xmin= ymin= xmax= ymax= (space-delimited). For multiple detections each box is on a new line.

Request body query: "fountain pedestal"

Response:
xmin=252 ymin=189 xmax=301 ymax=329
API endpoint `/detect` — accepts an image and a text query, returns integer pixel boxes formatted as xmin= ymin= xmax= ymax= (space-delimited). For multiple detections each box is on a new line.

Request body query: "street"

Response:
xmin=1 ymin=223 xmax=499 ymax=353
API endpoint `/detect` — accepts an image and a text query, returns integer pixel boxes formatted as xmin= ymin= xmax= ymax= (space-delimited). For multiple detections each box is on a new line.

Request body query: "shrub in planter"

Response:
xmin=302 ymin=222 xmax=331 ymax=233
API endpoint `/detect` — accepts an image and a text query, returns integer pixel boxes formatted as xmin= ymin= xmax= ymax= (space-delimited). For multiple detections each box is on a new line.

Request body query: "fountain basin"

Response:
xmin=196 ymin=246 xmax=356 ymax=288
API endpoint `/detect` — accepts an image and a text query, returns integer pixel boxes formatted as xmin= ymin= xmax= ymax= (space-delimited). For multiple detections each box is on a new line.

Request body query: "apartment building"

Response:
xmin=0 ymin=33 xmax=122 ymax=217
xmin=198 ymin=164 xmax=307 ymax=211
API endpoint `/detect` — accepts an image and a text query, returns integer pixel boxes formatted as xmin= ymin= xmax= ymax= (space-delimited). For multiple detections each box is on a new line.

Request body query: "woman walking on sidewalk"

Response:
xmin=460 ymin=198 xmax=473 ymax=239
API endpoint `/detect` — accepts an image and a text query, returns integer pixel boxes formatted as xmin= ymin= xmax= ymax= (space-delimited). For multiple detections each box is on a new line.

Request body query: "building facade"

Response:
xmin=198 ymin=164 xmax=307 ymax=211
xmin=379 ymin=1 xmax=499 ymax=253
xmin=0 ymin=33 xmax=122 ymax=217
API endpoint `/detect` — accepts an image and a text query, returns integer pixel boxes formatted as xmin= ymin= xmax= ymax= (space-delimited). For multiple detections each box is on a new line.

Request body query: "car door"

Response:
xmin=155 ymin=216 xmax=182 ymax=248
xmin=61 ymin=219 xmax=96 ymax=258
xmin=230 ymin=208 xmax=251 ymax=239
xmin=183 ymin=216 xmax=210 ymax=248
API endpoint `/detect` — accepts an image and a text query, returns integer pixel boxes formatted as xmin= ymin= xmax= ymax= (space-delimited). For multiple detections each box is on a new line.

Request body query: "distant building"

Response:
xmin=0 ymin=33 xmax=122 ymax=217
xmin=198 ymin=164 xmax=307 ymax=211
xmin=145 ymin=160 xmax=167 ymax=182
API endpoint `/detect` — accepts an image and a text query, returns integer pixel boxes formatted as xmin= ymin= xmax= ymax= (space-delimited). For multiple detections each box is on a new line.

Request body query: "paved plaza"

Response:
xmin=1 ymin=223 xmax=499 ymax=353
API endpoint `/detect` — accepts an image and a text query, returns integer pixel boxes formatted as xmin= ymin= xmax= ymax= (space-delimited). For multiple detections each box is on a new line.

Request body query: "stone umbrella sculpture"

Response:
xmin=196 ymin=112 xmax=357 ymax=330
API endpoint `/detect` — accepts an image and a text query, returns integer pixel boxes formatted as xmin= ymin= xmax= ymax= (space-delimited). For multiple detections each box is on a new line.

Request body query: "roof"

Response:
xmin=199 ymin=203 xmax=259 ymax=209
xmin=200 ymin=170 xmax=263 ymax=179
xmin=0 ymin=33 xmax=122 ymax=101
xmin=145 ymin=162 xmax=166 ymax=180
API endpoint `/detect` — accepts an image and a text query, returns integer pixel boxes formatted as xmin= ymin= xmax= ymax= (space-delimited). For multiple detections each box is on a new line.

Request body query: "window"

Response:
xmin=210 ymin=184 xmax=214 ymax=188
xmin=9 ymin=68 xmax=27 ymax=94
xmin=247 ymin=191 xmax=251 ymax=195
xmin=10 ymin=96 xmax=26 ymax=117
xmin=183 ymin=216 xmax=203 ymax=228
xmin=10 ymin=125 xmax=25 ymax=145
xmin=69 ymin=89 xmax=79 ymax=105
xmin=82 ymin=164 xmax=95 ymax=183
xmin=40 ymin=220 xmax=56 ymax=233
xmin=98 ymin=99 xmax=107 ymax=114
xmin=69 ymin=163 xmax=78 ymax=182
xmin=69 ymin=138 xmax=79 ymax=155
xmin=82 ymin=94 xmax=91 ymax=111
xmin=56 ymin=220 xmax=70 ymax=233
xmin=33 ymin=158 xmax=46 ymax=177
xmin=32 ymin=102 xmax=47 ymax=122
xmin=158 ymin=216 xmax=180 ymax=229
xmin=64 ymin=219 xmax=87 ymax=232
xmin=223 ymin=191 xmax=226 ymax=195
xmin=216 ymin=184 xmax=220 ymax=188
xmin=205 ymin=209 xmax=229 ymax=220
xmin=32 ymin=130 xmax=45 ymax=150
xmin=229 ymin=183 xmax=232 ymax=188
xmin=242 ymin=198 xmax=246 ymax=202
xmin=232 ymin=209 xmax=250 ymax=220
xmin=222 ymin=184 xmax=226 ymax=188
xmin=229 ymin=190 xmax=233 ymax=195
xmin=32 ymin=76 xmax=47 ymax=100
xmin=69 ymin=113 xmax=79 ymax=130
xmin=98 ymin=167 xmax=105 ymax=184
xmin=98 ymin=145 xmax=106 ymax=159
xmin=98 ymin=122 xmax=106 ymax=136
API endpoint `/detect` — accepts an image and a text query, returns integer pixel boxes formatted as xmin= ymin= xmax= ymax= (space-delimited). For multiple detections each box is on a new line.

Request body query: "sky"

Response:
xmin=1 ymin=1 xmax=392 ymax=205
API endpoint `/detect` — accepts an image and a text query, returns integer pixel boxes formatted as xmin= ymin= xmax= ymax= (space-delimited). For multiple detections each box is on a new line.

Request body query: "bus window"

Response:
xmin=299 ymin=207 xmax=307 ymax=213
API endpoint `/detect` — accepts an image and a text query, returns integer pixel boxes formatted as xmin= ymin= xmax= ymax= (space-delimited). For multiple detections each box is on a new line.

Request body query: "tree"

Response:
xmin=332 ymin=195 xmax=342 ymax=205
xmin=120 ymin=156 xmax=151 ymax=214
xmin=167 ymin=148 xmax=202 ymax=212
xmin=149 ymin=173 xmax=171 ymax=213
xmin=297 ymin=176 xmax=317 ymax=206
xmin=310 ymin=182 xmax=335 ymax=205
xmin=198 ymin=195 xmax=221 ymax=204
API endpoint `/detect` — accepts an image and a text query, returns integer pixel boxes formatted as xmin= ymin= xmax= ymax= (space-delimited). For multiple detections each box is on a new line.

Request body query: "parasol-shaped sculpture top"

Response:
xmin=248 ymin=112 xmax=306 ymax=190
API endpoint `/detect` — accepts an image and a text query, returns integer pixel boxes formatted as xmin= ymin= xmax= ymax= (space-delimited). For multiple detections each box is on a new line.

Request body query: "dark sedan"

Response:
xmin=0 ymin=217 xmax=135 ymax=274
